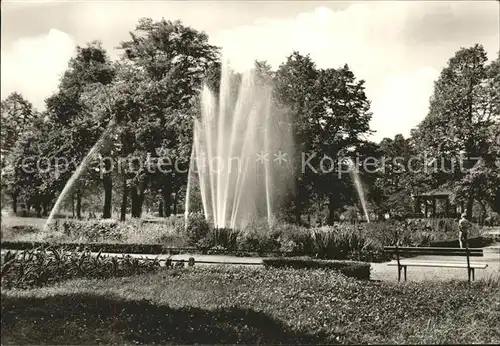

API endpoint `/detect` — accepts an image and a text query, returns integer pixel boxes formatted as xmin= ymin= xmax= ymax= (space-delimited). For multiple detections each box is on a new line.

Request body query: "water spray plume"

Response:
xmin=184 ymin=61 xmax=294 ymax=229
xmin=347 ymin=159 xmax=370 ymax=223
xmin=44 ymin=120 xmax=118 ymax=231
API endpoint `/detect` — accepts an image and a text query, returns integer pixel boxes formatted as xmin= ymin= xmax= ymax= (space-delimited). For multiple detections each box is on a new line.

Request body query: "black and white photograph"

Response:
xmin=1 ymin=0 xmax=499 ymax=344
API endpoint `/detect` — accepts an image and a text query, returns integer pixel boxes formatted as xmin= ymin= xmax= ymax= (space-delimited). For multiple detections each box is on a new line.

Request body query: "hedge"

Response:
xmin=262 ymin=257 xmax=371 ymax=280
xmin=0 ymin=241 xmax=170 ymax=254
xmin=0 ymin=240 xmax=300 ymax=257
xmin=429 ymin=236 xmax=494 ymax=248
xmin=0 ymin=240 xmax=349 ymax=258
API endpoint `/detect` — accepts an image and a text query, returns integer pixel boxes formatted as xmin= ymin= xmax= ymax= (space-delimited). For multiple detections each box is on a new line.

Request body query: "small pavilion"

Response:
xmin=412 ymin=189 xmax=464 ymax=218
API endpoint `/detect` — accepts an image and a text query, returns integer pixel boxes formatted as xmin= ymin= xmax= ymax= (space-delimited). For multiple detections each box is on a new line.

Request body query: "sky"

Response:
xmin=1 ymin=0 xmax=499 ymax=142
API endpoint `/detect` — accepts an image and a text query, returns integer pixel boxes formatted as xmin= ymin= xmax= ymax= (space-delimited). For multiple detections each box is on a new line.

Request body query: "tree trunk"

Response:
xmin=466 ymin=196 xmax=474 ymax=220
xmin=478 ymin=200 xmax=487 ymax=225
xmin=120 ymin=178 xmax=128 ymax=222
xmin=294 ymin=204 xmax=301 ymax=224
xmin=102 ymin=167 xmax=113 ymax=219
xmin=131 ymin=186 xmax=145 ymax=218
xmin=76 ymin=189 xmax=82 ymax=220
xmin=12 ymin=194 xmax=17 ymax=214
xmin=327 ymin=195 xmax=337 ymax=225
xmin=173 ymin=190 xmax=178 ymax=215
xmin=294 ymin=189 xmax=303 ymax=224
xmin=72 ymin=194 xmax=75 ymax=218
xmin=131 ymin=186 xmax=139 ymax=218
xmin=162 ymin=184 xmax=172 ymax=218
xmin=158 ymin=199 xmax=164 ymax=217
xmin=42 ymin=200 xmax=49 ymax=217
xmin=36 ymin=203 xmax=42 ymax=218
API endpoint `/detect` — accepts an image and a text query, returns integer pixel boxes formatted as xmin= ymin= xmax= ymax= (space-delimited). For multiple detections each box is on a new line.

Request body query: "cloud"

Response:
xmin=1 ymin=28 xmax=76 ymax=109
xmin=370 ymin=67 xmax=440 ymax=140
xmin=211 ymin=1 xmax=498 ymax=141
xmin=1 ymin=1 xmax=497 ymax=140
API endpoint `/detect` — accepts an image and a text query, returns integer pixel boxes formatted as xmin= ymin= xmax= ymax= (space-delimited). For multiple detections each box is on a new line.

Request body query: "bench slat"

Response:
xmin=387 ymin=251 xmax=483 ymax=257
xmin=384 ymin=246 xmax=483 ymax=253
xmin=387 ymin=261 xmax=488 ymax=269
xmin=384 ymin=247 xmax=483 ymax=257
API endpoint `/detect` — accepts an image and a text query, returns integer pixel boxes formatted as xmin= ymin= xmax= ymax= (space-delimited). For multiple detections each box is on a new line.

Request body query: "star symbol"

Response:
xmin=273 ymin=151 xmax=288 ymax=164
xmin=256 ymin=151 xmax=269 ymax=164
xmin=155 ymin=147 xmax=169 ymax=157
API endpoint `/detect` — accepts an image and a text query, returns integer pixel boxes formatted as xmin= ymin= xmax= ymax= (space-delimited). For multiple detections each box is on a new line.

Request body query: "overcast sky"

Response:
xmin=1 ymin=0 xmax=499 ymax=141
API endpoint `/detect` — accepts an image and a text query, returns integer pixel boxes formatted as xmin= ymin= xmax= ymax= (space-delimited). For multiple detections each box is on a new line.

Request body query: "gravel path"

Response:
xmin=87 ymin=247 xmax=499 ymax=282
xmin=371 ymin=243 xmax=500 ymax=282
xmin=3 ymin=242 xmax=498 ymax=282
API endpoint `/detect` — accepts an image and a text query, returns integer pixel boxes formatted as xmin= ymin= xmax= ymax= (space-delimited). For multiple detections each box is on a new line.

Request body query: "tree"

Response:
xmin=1 ymin=93 xmax=37 ymax=213
xmin=46 ymin=41 xmax=116 ymax=219
xmin=109 ymin=18 xmax=220 ymax=219
xmin=273 ymin=54 xmax=373 ymax=224
xmin=369 ymin=135 xmax=415 ymax=219
xmin=313 ymin=65 xmax=372 ymax=224
xmin=413 ymin=44 xmax=499 ymax=218
xmin=274 ymin=52 xmax=320 ymax=223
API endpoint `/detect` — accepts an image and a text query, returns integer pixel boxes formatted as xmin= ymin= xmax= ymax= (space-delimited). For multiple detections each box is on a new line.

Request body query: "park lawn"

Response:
xmin=2 ymin=266 xmax=499 ymax=345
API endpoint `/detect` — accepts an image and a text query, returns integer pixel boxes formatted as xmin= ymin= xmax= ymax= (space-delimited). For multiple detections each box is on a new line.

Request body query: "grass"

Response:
xmin=1 ymin=217 xmax=187 ymax=246
xmin=1 ymin=266 xmax=499 ymax=344
xmin=262 ymin=257 xmax=371 ymax=280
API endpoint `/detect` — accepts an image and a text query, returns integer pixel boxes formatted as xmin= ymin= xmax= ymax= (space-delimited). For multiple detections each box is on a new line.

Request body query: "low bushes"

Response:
xmin=1 ymin=247 xmax=161 ymax=289
xmin=0 ymin=241 xmax=184 ymax=255
xmin=2 ymin=216 xmax=489 ymax=263
xmin=429 ymin=236 xmax=494 ymax=248
xmin=182 ymin=212 xmax=212 ymax=245
xmin=262 ymin=257 xmax=371 ymax=280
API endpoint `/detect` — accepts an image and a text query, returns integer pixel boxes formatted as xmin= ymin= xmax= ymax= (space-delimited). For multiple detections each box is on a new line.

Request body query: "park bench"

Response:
xmin=384 ymin=246 xmax=488 ymax=282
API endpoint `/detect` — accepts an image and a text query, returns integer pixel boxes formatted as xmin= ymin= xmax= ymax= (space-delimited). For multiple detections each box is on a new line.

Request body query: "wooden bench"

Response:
xmin=384 ymin=246 xmax=488 ymax=282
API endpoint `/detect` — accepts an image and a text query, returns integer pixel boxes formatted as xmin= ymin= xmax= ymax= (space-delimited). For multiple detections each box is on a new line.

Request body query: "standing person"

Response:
xmin=458 ymin=213 xmax=470 ymax=248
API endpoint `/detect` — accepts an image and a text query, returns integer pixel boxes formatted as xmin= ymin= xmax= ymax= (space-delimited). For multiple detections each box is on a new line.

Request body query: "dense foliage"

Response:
xmin=1 ymin=16 xmax=499 ymax=226
xmin=1 ymin=217 xmax=490 ymax=263
xmin=262 ymin=257 xmax=371 ymax=279
xmin=0 ymin=247 xmax=161 ymax=289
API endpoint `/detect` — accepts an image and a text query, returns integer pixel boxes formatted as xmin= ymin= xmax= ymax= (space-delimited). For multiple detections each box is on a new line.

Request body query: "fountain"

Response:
xmin=44 ymin=61 xmax=368 ymax=231
xmin=185 ymin=62 xmax=295 ymax=229
xmin=346 ymin=159 xmax=370 ymax=223
xmin=43 ymin=120 xmax=117 ymax=231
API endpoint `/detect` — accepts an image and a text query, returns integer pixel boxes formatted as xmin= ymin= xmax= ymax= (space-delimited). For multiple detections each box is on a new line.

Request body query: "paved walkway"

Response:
xmin=484 ymin=227 xmax=500 ymax=237
xmin=3 ymin=244 xmax=498 ymax=282
xmin=371 ymin=243 xmax=500 ymax=282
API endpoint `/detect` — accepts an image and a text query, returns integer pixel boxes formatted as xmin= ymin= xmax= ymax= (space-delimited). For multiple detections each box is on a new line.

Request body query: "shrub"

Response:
xmin=0 ymin=247 xmax=161 ymax=289
xmin=183 ymin=212 xmax=212 ymax=246
xmin=262 ymin=257 xmax=371 ymax=280
xmin=237 ymin=218 xmax=279 ymax=254
xmin=484 ymin=211 xmax=500 ymax=226
xmin=46 ymin=219 xmax=123 ymax=242
xmin=287 ymin=224 xmax=387 ymax=262
xmin=198 ymin=227 xmax=239 ymax=250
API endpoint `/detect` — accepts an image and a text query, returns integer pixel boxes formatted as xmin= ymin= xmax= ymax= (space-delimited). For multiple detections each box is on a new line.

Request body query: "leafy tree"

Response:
xmin=413 ymin=44 xmax=499 ymax=218
xmin=313 ymin=65 xmax=372 ymax=223
xmin=274 ymin=52 xmax=320 ymax=223
xmin=1 ymin=93 xmax=37 ymax=213
xmin=368 ymin=135 xmax=415 ymax=219
xmin=46 ymin=41 xmax=116 ymax=219
xmin=109 ymin=18 xmax=220 ymax=219
xmin=274 ymin=54 xmax=373 ymax=224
